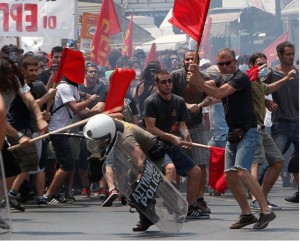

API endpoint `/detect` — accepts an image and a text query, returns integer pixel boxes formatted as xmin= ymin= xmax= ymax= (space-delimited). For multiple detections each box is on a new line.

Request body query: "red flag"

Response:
xmin=208 ymin=146 xmax=227 ymax=194
xmin=168 ymin=0 xmax=211 ymax=44
xmin=91 ymin=0 xmax=121 ymax=67
xmin=54 ymin=48 xmax=85 ymax=85
xmin=103 ymin=68 xmax=136 ymax=113
xmin=199 ymin=17 xmax=212 ymax=58
xmin=122 ymin=11 xmax=134 ymax=57
xmin=145 ymin=43 xmax=158 ymax=66
xmin=263 ymin=31 xmax=288 ymax=66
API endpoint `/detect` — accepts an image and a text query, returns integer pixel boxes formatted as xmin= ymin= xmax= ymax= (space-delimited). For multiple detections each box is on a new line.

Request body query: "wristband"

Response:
xmin=15 ymin=132 xmax=25 ymax=141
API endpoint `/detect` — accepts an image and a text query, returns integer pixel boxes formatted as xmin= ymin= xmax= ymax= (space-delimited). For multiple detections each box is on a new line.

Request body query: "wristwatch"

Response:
xmin=15 ymin=132 xmax=25 ymax=141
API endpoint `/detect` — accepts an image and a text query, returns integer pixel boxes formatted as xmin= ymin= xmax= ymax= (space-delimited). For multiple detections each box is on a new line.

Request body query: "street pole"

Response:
xmin=275 ymin=0 xmax=283 ymax=35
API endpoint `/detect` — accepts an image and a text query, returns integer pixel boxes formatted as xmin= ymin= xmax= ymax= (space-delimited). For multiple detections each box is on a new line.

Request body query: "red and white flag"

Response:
xmin=122 ymin=11 xmax=134 ymax=57
xmin=91 ymin=0 xmax=121 ymax=67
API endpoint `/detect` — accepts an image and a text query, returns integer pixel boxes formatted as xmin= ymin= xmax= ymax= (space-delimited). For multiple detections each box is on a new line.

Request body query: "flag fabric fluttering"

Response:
xmin=91 ymin=0 xmax=121 ymax=67
xmin=168 ymin=0 xmax=211 ymax=44
xmin=263 ymin=31 xmax=288 ymax=66
xmin=144 ymin=43 xmax=158 ymax=66
xmin=122 ymin=11 xmax=134 ymax=57
xmin=208 ymin=146 xmax=227 ymax=194
xmin=54 ymin=48 xmax=85 ymax=85
xmin=103 ymin=68 xmax=136 ymax=113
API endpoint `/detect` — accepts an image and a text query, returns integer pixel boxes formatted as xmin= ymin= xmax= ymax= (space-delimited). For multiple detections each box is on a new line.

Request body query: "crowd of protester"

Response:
xmin=0 ymin=40 xmax=298 ymax=231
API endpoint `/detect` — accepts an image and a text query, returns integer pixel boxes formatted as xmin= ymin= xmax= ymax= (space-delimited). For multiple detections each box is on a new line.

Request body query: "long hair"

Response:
xmin=0 ymin=52 xmax=25 ymax=94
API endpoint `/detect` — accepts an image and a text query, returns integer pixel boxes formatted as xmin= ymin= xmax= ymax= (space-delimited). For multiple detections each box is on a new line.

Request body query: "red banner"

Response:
xmin=263 ymin=31 xmax=288 ymax=66
xmin=122 ymin=11 xmax=134 ymax=57
xmin=168 ymin=0 xmax=211 ymax=44
xmin=91 ymin=0 xmax=121 ymax=67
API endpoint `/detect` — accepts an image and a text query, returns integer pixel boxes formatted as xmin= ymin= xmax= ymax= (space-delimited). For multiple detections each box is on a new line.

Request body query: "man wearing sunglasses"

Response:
xmin=171 ymin=50 xmax=211 ymax=215
xmin=143 ymin=69 xmax=209 ymax=219
xmin=187 ymin=48 xmax=276 ymax=230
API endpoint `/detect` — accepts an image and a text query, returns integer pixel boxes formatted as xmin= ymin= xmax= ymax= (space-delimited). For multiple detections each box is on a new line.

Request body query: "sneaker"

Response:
xmin=281 ymin=172 xmax=292 ymax=187
xmin=54 ymin=194 xmax=74 ymax=204
xmin=36 ymin=198 xmax=48 ymax=207
xmin=98 ymin=188 xmax=107 ymax=200
xmin=102 ymin=189 xmax=119 ymax=207
xmin=266 ymin=200 xmax=282 ymax=210
xmin=285 ymin=191 xmax=299 ymax=203
xmin=8 ymin=193 xmax=25 ymax=212
xmin=195 ymin=200 xmax=211 ymax=213
xmin=250 ymin=200 xmax=260 ymax=210
xmin=229 ymin=214 xmax=257 ymax=229
xmin=0 ymin=218 xmax=10 ymax=230
xmin=250 ymin=199 xmax=278 ymax=210
xmin=45 ymin=195 xmax=62 ymax=206
xmin=253 ymin=211 xmax=276 ymax=229
xmin=81 ymin=188 xmax=91 ymax=198
xmin=132 ymin=220 xmax=153 ymax=232
xmin=186 ymin=206 xmax=210 ymax=219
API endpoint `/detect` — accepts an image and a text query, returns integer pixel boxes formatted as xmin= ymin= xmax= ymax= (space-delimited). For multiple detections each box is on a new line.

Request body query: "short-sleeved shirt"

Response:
xmin=143 ymin=92 xmax=190 ymax=133
xmin=263 ymin=66 xmax=299 ymax=122
xmin=78 ymin=83 xmax=107 ymax=109
xmin=171 ymin=68 xmax=210 ymax=126
xmin=48 ymin=82 xmax=80 ymax=131
xmin=215 ymin=70 xmax=257 ymax=130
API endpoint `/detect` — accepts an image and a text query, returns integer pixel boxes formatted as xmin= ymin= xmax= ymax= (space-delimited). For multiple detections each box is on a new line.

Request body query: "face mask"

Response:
xmin=135 ymin=68 xmax=141 ymax=78
xmin=239 ymin=64 xmax=249 ymax=73
xmin=221 ymin=74 xmax=233 ymax=81
xmin=258 ymin=67 xmax=268 ymax=78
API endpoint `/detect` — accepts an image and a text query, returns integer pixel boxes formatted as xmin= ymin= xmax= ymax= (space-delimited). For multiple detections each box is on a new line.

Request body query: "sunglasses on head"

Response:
xmin=217 ymin=60 xmax=232 ymax=66
xmin=159 ymin=78 xmax=172 ymax=84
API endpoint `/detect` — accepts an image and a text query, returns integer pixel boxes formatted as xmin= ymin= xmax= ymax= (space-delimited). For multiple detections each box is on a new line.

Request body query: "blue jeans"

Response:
xmin=225 ymin=128 xmax=259 ymax=171
xmin=271 ymin=120 xmax=299 ymax=173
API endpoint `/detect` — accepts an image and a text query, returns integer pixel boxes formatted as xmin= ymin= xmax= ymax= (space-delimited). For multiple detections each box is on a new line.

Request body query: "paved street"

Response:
xmin=2 ymin=179 xmax=299 ymax=240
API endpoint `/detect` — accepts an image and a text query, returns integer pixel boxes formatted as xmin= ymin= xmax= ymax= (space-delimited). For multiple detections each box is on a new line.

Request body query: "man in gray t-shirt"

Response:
xmin=263 ymin=41 xmax=299 ymax=203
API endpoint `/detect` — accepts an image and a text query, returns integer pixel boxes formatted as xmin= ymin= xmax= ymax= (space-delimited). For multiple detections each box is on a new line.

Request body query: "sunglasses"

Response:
xmin=86 ymin=62 xmax=97 ymax=68
xmin=159 ymin=78 xmax=172 ymax=84
xmin=217 ymin=60 xmax=232 ymax=66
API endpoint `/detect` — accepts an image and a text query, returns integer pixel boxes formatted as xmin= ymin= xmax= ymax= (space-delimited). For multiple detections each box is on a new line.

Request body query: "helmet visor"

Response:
xmin=86 ymin=138 xmax=109 ymax=153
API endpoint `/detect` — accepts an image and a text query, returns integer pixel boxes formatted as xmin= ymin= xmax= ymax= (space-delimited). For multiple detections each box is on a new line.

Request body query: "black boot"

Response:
xmin=132 ymin=212 xmax=154 ymax=232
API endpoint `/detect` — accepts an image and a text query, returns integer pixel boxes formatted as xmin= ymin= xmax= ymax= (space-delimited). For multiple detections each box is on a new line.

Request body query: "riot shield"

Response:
xmin=105 ymin=132 xmax=188 ymax=233
xmin=0 ymin=153 xmax=12 ymax=237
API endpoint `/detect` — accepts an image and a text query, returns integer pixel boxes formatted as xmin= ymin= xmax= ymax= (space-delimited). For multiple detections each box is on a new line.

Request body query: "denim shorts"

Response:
xmin=163 ymin=145 xmax=196 ymax=177
xmin=225 ymin=128 xmax=259 ymax=171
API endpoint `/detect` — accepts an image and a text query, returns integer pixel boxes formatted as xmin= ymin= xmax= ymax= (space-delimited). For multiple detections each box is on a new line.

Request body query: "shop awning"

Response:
xmin=209 ymin=7 xmax=277 ymax=38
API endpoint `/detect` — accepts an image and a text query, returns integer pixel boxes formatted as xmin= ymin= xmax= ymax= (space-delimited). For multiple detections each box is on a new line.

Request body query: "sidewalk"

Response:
xmin=3 ymin=178 xmax=299 ymax=240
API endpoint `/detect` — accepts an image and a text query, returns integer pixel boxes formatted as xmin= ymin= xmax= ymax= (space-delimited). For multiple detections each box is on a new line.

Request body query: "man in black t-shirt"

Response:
xmin=144 ymin=69 xmax=210 ymax=219
xmin=187 ymin=48 xmax=276 ymax=230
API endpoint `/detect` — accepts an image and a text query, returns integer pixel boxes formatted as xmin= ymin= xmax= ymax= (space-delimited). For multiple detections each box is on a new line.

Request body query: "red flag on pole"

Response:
xmin=263 ymin=31 xmax=288 ymax=66
xmin=168 ymin=0 xmax=211 ymax=44
xmin=199 ymin=17 xmax=212 ymax=58
xmin=208 ymin=146 xmax=227 ymax=194
xmin=91 ymin=0 xmax=121 ymax=67
xmin=54 ymin=48 xmax=85 ymax=85
xmin=122 ymin=11 xmax=134 ymax=57
xmin=103 ymin=68 xmax=136 ymax=113
xmin=144 ymin=43 xmax=158 ymax=66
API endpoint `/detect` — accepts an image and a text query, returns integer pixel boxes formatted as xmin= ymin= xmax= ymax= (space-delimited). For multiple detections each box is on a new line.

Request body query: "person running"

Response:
xmin=187 ymin=48 xmax=276 ymax=230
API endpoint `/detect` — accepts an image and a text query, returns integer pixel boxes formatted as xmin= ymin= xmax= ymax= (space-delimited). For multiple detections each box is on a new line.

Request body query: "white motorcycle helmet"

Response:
xmin=83 ymin=114 xmax=116 ymax=153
